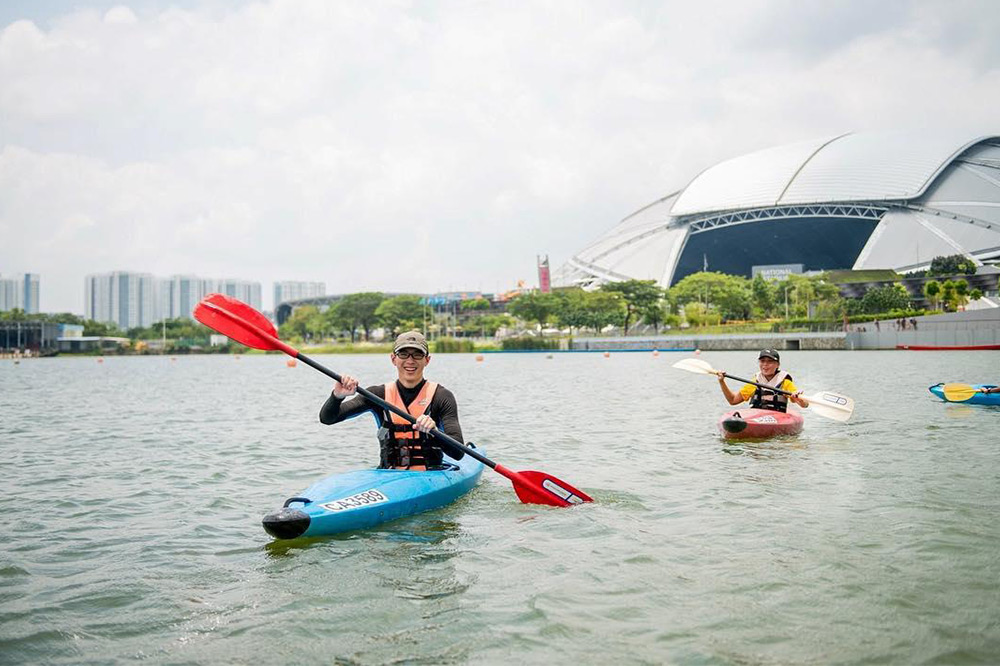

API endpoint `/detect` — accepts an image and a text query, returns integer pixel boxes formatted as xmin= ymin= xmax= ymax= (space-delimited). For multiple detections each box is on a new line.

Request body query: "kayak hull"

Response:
xmin=928 ymin=383 xmax=1000 ymax=406
xmin=263 ymin=445 xmax=485 ymax=539
xmin=719 ymin=408 xmax=804 ymax=440
xmin=898 ymin=344 xmax=1000 ymax=351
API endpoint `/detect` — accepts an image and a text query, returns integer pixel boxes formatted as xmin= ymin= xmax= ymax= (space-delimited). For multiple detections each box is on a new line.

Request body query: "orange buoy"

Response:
xmin=652 ymin=349 xmax=660 ymax=357
xmin=475 ymin=355 xmax=484 ymax=362
xmin=286 ymin=359 xmax=297 ymax=367
xmin=97 ymin=357 xmax=104 ymax=363
xmin=603 ymin=351 xmax=610 ymax=358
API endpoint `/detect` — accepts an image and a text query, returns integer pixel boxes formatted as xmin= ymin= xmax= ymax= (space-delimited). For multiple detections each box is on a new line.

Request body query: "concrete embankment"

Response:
xmin=572 ymin=308 xmax=1000 ymax=352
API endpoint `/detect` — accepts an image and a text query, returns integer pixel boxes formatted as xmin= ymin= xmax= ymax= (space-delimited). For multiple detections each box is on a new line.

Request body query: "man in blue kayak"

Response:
xmin=319 ymin=330 xmax=465 ymax=470
xmin=980 ymin=386 xmax=1000 ymax=394
xmin=715 ymin=349 xmax=810 ymax=412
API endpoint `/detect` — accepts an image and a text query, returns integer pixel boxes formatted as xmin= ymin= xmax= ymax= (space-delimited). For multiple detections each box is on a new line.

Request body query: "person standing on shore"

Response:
xmin=319 ymin=331 xmax=466 ymax=470
xmin=715 ymin=349 xmax=810 ymax=412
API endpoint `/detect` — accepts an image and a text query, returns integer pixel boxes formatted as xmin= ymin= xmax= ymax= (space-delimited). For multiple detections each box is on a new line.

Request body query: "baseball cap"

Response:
xmin=758 ymin=349 xmax=780 ymax=361
xmin=393 ymin=330 xmax=429 ymax=355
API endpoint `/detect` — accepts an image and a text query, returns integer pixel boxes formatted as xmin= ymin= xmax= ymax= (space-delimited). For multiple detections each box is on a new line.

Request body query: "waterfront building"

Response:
xmin=84 ymin=271 xmax=158 ymax=330
xmin=206 ymin=278 xmax=262 ymax=311
xmin=0 ymin=273 xmax=40 ymax=313
xmin=274 ymin=281 xmax=326 ymax=308
xmin=555 ymin=130 xmax=1000 ymax=288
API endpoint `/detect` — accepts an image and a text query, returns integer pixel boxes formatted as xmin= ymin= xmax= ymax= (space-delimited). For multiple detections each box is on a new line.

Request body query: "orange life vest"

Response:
xmin=381 ymin=381 xmax=438 ymax=469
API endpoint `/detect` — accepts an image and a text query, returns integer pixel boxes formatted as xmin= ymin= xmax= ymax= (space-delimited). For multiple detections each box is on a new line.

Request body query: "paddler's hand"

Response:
xmin=333 ymin=375 xmax=358 ymax=398
xmin=715 ymin=370 xmax=726 ymax=382
xmin=792 ymin=391 xmax=809 ymax=408
xmin=413 ymin=414 xmax=436 ymax=433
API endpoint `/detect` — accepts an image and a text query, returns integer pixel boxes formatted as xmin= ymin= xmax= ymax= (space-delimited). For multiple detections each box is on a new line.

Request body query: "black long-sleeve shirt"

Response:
xmin=319 ymin=379 xmax=465 ymax=463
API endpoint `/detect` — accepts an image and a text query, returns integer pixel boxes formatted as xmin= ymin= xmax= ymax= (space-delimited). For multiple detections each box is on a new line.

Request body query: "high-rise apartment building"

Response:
xmin=207 ymin=278 xmax=262 ymax=311
xmin=84 ymin=271 xmax=160 ymax=330
xmin=0 ymin=273 xmax=41 ymax=313
xmin=274 ymin=281 xmax=325 ymax=307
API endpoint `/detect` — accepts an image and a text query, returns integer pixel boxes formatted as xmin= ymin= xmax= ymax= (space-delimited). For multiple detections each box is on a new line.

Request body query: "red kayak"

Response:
xmin=719 ymin=408 xmax=804 ymax=440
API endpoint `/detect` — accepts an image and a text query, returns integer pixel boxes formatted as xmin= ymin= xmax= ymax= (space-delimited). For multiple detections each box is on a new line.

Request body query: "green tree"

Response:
xmin=970 ymin=287 xmax=983 ymax=302
xmin=860 ymin=283 xmax=910 ymax=314
xmin=279 ymin=305 xmax=324 ymax=341
xmin=332 ymin=292 xmax=384 ymax=341
xmin=551 ymin=288 xmax=589 ymax=334
xmin=580 ymin=291 xmax=626 ymax=332
xmin=682 ymin=301 xmax=721 ymax=327
xmin=468 ymin=313 xmax=513 ymax=337
xmin=376 ymin=295 xmax=425 ymax=336
xmin=929 ymin=254 xmax=977 ymax=276
xmin=83 ymin=319 xmax=125 ymax=337
xmin=669 ymin=272 xmax=751 ymax=321
xmin=923 ymin=280 xmax=941 ymax=311
xmin=600 ymin=279 xmax=663 ymax=336
xmin=507 ymin=291 xmax=558 ymax=330
xmin=750 ymin=275 xmax=776 ymax=318
xmin=460 ymin=298 xmax=491 ymax=311
xmin=940 ymin=280 xmax=958 ymax=311
xmin=640 ymin=299 xmax=668 ymax=333
xmin=954 ymin=279 xmax=969 ymax=310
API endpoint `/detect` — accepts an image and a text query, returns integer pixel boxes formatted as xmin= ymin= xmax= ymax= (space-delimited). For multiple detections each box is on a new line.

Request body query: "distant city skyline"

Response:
xmin=0 ymin=273 xmax=40 ymax=314
xmin=84 ymin=271 xmax=263 ymax=329
xmin=4 ymin=2 xmax=1000 ymax=315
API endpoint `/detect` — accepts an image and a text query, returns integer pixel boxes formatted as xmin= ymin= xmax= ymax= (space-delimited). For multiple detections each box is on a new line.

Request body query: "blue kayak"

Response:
xmin=262 ymin=445 xmax=485 ymax=539
xmin=928 ymin=383 xmax=1000 ymax=406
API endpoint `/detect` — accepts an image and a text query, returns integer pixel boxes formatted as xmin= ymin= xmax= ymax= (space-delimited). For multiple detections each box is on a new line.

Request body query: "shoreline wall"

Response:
xmin=573 ymin=308 xmax=1000 ymax=351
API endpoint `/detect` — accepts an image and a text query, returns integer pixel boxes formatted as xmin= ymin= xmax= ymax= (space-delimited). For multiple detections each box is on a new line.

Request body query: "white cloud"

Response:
xmin=1 ymin=0 xmax=999 ymax=312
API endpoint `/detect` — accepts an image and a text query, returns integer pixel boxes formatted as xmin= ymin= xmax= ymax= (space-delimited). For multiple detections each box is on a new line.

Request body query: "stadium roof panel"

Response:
xmin=670 ymin=130 xmax=990 ymax=216
xmin=779 ymin=130 xmax=985 ymax=205
xmin=670 ymin=135 xmax=839 ymax=215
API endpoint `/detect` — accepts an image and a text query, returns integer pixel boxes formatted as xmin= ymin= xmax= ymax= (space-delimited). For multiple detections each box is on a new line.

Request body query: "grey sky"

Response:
xmin=2 ymin=0 xmax=999 ymax=313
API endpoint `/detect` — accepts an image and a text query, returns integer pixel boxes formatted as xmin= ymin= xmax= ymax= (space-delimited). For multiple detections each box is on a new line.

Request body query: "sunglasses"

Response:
xmin=394 ymin=350 xmax=426 ymax=360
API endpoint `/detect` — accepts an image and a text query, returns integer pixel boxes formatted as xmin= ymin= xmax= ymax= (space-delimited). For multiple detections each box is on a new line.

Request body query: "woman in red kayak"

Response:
xmin=715 ymin=349 xmax=810 ymax=412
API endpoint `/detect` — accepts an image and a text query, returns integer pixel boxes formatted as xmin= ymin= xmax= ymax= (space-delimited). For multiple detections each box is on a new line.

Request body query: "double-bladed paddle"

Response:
xmin=194 ymin=293 xmax=592 ymax=507
xmin=672 ymin=357 xmax=855 ymax=422
xmin=939 ymin=383 xmax=998 ymax=402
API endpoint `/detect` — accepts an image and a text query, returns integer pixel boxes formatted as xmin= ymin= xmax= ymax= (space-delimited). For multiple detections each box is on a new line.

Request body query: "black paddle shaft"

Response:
xmin=723 ymin=372 xmax=796 ymax=397
xmin=296 ymin=352 xmax=497 ymax=470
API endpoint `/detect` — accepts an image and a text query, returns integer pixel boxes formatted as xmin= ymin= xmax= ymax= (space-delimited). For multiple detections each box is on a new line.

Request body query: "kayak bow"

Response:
xmin=719 ymin=408 xmax=804 ymax=440
xmin=263 ymin=445 xmax=485 ymax=539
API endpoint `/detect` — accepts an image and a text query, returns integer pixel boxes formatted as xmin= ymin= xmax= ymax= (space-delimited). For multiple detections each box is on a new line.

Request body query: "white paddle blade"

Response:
xmin=672 ymin=357 xmax=717 ymax=375
xmin=803 ymin=391 xmax=855 ymax=422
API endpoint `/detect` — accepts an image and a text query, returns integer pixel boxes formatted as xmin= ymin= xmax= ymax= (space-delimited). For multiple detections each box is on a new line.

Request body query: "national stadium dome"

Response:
xmin=553 ymin=130 xmax=1000 ymax=288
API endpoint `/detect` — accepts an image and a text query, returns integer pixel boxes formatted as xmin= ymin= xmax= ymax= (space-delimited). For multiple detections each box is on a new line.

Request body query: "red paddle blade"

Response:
xmin=511 ymin=470 xmax=593 ymax=506
xmin=193 ymin=293 xmax=280 ymax=351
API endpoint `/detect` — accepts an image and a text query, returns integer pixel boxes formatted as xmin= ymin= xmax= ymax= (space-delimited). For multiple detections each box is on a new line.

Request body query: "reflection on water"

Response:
xmin=2 ymin=351 xmax=1000 ymax=663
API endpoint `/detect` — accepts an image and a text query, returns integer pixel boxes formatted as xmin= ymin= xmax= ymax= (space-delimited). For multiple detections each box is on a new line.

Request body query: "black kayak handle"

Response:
xmin=283 ymin=496 xmax=312 ymax=508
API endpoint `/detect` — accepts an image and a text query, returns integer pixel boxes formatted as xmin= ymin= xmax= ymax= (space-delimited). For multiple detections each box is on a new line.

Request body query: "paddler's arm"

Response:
xmin=715 ymin=371 xmax=747 ymax=405
xmin=319 ymin=381 xmax=385 ymax=425
xmin=430 ymin=387 xmax=465 ymax=459
xmin=784 ymin=379 xmax=809 ymax=408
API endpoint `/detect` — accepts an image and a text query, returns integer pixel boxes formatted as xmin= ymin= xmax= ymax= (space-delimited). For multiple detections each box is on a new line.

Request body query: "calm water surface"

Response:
xmin=2 ymin=351 xmax=999 ymax=664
